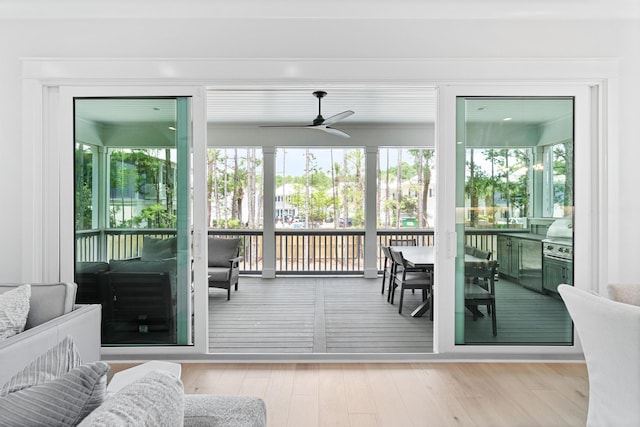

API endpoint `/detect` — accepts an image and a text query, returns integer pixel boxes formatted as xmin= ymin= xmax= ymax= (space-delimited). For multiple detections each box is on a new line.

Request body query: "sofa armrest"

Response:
xmin=0 ymin=304 xmax=102 ymax=385
xmin=183 ymin=395 xmax=266 ymax=427
xmin=0 ymin=282 xmax=77 ymax=329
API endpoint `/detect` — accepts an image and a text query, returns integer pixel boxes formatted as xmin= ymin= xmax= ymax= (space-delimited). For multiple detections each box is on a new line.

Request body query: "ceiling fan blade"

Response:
xmin=320 ymin=126 xmax=351 ymax=138
xmin=322 ymin=110 xmax=354 ymax=126
xmin=259 ymin=124 xmax=308 ymax=128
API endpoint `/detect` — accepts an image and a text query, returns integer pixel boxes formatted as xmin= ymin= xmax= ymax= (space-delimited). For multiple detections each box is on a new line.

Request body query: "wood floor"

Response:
xmin=109 ymin=361 xmax=589 ymax=426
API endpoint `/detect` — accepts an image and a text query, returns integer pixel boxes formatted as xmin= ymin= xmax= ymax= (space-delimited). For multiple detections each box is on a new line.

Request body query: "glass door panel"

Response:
xmin=455 ymin=97 xmax=574 ymax=345
xmin=74 ymin=97 xmax=193 ymax=346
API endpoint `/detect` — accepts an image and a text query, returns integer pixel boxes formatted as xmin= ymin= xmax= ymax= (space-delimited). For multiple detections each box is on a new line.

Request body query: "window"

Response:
xmin=465 ymin=148 xmax=532 ymax=228
xmin=207 ymin=148 xmax=263 ymax=229
xmin=378 ymin=147 xmax=435 ymax=229
xmin=275 ymin=148 xmax=365 ymax=229
xmin=108 ymin=148 xmax=177 ymax=228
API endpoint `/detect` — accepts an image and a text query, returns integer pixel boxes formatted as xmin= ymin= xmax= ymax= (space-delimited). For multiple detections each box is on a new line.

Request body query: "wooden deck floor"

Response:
xmin=208 ymin=276 xmax=572 ymax=354
xmin=209 ymin=277 xmax=432 ymax=353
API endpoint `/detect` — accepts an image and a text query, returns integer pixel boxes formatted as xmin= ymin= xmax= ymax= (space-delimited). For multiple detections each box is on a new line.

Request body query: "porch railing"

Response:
xmin=77 ymin=227 xmax=519 ymax=275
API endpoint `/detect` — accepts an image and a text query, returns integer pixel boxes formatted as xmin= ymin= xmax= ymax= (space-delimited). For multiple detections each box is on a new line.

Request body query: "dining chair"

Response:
xmin=389 ymin=238 xmax=417 ymax=246
xmin=388 ymin=248 xmax=433 ymax=314
xmin=464 ymin=246 xmax=494 ymax=313
xmin=385 ymin=246 xmax=404 ymax=302
xmin=380 ymin=246 xmax=393 ymax=295
xmin=464 ymin=260 xmax=498 ymax=336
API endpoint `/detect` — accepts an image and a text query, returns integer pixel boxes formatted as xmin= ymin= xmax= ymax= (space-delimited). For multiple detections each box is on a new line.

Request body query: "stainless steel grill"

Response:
xmin=543 ymin=217 xmax=573 ymax=261
xmin=542 ymin=217 xmax=574 ymax=293
xmin=542 ymin=238 xmax=573 ymax=261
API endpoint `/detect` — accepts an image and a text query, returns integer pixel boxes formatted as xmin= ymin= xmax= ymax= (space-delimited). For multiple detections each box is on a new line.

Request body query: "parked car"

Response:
xmin=338 ymin=217 xmax=353 ymax=227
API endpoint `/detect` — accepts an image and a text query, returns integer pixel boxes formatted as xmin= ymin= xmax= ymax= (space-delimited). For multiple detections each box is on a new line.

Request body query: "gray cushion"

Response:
xmin=207 ymin=237 xmax=240 ymax=268
xmin=76 ymin=262 xmax=110 ymax=275
xmin=109 ymin=258 xmax=177 ymax=301
xmin=109 ymin=258 xmax=177 ymax=275
xmin=0 ymin=284 xmax=30 ymax=341
xmin=184 ymin=395 xmax=267 ymax=427
xmin=141 ymin=236 xmax=177 ymax=261
xmin=0 ymin=361 xmax=108 ymax=426
xmin=78 ymin=370 xmax=184 ymax=427
xmin=0 ymin=335 xmax=82 ymax=396
xmin=208 ymin=267 xmax=231 ymax=282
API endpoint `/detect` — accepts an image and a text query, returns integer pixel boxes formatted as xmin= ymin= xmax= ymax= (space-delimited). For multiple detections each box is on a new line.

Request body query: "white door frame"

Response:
xmin=39 ymin=85 xmax=208 ymax=357
xmin=435 ymin=84 xmax=600 ymax=355
xmin=22 ymin=57 xmax=617 ymax=359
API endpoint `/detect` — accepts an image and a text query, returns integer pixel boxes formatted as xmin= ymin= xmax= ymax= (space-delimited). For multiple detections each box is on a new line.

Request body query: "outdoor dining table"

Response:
xmin=389 ymin=246 xmax=493 ymax=318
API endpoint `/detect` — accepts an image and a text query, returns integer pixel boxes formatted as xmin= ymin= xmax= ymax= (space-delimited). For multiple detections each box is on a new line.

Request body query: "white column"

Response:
xmin=262 ymin=146 xmax=276 ymax=278
xmin=364 ymin=146 xmax=378 ymax=278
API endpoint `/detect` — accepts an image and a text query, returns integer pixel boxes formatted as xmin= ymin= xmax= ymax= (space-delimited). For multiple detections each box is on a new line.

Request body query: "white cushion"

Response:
xmin=607 ymin=284 xmax=640 ymax=307
xmin=0 ymin=284 xmax=30 ymax=341
xmin=107 ymin=361 xmax=181 ymax=394
xmin=79 ymin=370 xmax=184 ymax=427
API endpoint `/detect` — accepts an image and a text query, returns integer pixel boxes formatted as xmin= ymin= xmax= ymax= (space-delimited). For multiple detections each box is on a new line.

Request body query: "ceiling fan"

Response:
xmin=260 ymin=90 xmax=354 ymax=138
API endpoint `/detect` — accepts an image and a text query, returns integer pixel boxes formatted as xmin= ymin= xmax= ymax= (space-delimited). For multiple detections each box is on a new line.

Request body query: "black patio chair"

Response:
xmin=388 ymin=248 xmax=433 ymax=315
xmin=464 ymin=260 xmax=499 ymax=336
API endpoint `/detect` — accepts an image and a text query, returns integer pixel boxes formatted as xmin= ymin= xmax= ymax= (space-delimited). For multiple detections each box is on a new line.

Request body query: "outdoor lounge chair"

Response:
xmin=208 ymin=237 xmax=243 ymax=300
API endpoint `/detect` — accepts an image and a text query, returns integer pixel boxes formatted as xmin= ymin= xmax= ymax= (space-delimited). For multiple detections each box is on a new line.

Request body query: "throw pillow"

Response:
xmin=0 ymin=335 xmax=82 ymax=396
xmin=78 ymin=370 xmax=184 ymax=426
xmin=0 ymin=361 xmax=108 ymax=426
xmin=141 ymin=236 xmax=177 ymax=261
xmin=0 ymin=284 xmax=30 ymax=341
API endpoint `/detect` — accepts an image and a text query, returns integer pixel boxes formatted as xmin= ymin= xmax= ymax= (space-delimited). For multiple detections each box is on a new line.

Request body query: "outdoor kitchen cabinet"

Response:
xmin=497 ymin=233 xmax=544 ymax=293
xmin=497 ymin=234 xmax=520 ymax=280
xmin=542 ymin=257 xmax=573 ymax=293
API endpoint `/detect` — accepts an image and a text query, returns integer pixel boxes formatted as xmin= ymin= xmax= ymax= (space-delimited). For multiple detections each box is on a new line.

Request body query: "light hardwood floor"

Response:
xmin=109 ymin=362 xmax=589 ymax=426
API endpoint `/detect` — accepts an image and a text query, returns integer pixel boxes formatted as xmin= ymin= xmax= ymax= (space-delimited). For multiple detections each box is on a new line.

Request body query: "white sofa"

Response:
xmin=0 ymin=282 xmax=266 ymax=426
xmin=0 ymin=282 xmax=101 ymax=385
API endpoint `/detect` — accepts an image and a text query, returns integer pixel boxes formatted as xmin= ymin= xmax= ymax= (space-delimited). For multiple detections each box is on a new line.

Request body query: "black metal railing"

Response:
xmin=76 ymin=227 xmax=518 ymax=275
xmin=275 ymin=229 xmax=366 ymax=275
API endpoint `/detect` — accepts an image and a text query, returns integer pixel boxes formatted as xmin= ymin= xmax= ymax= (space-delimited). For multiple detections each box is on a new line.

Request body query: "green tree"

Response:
xmin=109 ymin=149 xmax=175 ymax=228
xmin=74 ymin=145 xmax=94 ymax=230
xmin=409 ymin=148 xmax=435 ymax=227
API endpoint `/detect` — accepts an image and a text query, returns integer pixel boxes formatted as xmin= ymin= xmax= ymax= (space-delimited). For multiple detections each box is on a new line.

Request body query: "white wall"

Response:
xmin=0 ymin=14 xmax=638 ymax=284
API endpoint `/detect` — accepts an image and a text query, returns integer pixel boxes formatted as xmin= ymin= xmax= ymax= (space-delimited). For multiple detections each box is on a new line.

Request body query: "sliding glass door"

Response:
xmin=74 ymin=97 xmax=193 ymax=346
xmin=454 ymin=96 xmax=576 ymax=345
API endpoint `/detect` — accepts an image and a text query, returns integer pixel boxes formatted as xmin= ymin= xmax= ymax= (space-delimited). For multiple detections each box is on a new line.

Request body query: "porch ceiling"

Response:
xmin=74 ymin=88 xmax=571 ymax=128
